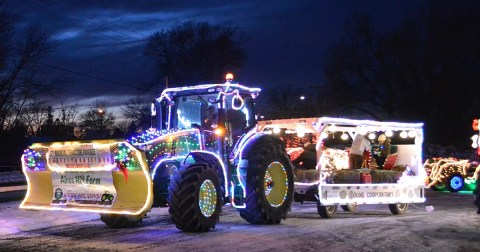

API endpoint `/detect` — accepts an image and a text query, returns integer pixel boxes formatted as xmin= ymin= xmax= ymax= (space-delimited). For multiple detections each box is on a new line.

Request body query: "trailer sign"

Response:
xmin=47 ymin=144 xmax=113 ymax=169
xmin=51 ymin=171 xmax=116 ymax=207
xmin=319 ymin=184 xmax=425 ymax=205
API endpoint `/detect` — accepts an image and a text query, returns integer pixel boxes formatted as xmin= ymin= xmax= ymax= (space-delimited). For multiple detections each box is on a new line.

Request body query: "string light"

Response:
xmin=385 ymin=130 xmax=393 ymax=137
xmin=297 ymin=126 xmax=306 ymax=138
xmin=273 ymin=127 xmax=281 ymax=134
xmin=408 ymin=130 xmax=416 ymax=138
xmin=320 ymin=132 xmax=328 ymax=139
xmin=472 ymin=134 xmax=479 ymax=148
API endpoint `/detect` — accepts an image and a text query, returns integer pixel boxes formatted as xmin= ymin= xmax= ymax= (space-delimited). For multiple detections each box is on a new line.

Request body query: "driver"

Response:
xmin=203 ymin=106 xmax=217 ymax=129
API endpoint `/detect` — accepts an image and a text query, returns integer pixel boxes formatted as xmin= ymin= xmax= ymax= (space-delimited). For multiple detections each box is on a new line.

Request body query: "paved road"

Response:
xmin=0 ymin=190 xmax=478 ymax=251
xmin=0 ymin=186 xmax=26 ymax=203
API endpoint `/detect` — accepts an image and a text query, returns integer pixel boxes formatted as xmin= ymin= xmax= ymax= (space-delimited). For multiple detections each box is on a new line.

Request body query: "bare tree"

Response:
xmin=121 ymin=96 xmax=152 ymax=131
xmin=259 ymin=87 xmax=317 ymax=119
xmin=0 ymin=4 xmax=53 ymax=133
xmin=79 ymin=100 xmax=115 ymax=139
xmin=324 ymin=1 xmax=480 ymax=145
xmin=20 ymin=98 xmax=50 ymax=136
xmin=55 ymin=103 xmax=79 ymax=127
xmin=144 ymin=21 xmax=246 ymax=88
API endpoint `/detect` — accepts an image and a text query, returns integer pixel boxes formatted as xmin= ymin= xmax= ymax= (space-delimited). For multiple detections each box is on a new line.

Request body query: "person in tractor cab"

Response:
xmin=227 ymin=108 xmax=247 ymax=142
xmin=203 ymin=106 xmax=217 ymax=129
xmin=293 ymin=143 xmax=317 ymax=170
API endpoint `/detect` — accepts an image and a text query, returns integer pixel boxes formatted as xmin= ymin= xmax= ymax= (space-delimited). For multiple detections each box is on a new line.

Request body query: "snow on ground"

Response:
xmin=0 ymin=200 xmax=99 ymax=236
xmin=0 ymin=171 xmax=25 ymax=185
xmin=0 ymin=172 xmax=98 ymax=236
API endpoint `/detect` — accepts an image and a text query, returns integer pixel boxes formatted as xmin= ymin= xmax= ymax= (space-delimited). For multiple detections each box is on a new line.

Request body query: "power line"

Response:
xmin=34 ymin=60 xmax=141 ymax=90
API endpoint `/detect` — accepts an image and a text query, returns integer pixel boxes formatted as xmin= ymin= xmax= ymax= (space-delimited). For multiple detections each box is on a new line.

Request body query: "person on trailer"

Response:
xmin=373 ymin=134 xmax=391 ymax=168
xmin=293 ymin=143 xmax=317 ymax=170
xmin=349 ymin=134 xmax=371 ymax=169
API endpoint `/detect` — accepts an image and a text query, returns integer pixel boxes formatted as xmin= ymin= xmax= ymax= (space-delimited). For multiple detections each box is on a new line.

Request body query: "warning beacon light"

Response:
xmin=225 ymin=73 xmax=234 ymax=82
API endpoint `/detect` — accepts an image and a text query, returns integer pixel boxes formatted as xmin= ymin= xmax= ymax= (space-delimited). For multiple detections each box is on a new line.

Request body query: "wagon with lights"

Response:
xmin=257 ymin=117 xmax=427 ymax=218
xmin=20 ymin=74 xmax=294 ymax=232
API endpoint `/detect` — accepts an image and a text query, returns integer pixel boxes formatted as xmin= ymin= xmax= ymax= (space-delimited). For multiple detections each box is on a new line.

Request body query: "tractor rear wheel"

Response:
xmin=238 ymin=136 xmax=294 ymax=224
xmin=100 ymin=213 xmax=144 ymax=228
xmin=168 ymin=163 xmax=222 ymax=232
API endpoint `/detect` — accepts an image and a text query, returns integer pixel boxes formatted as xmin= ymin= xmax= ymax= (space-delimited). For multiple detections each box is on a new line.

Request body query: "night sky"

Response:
xmin=9 ymin=0 xmax=423 ymax=111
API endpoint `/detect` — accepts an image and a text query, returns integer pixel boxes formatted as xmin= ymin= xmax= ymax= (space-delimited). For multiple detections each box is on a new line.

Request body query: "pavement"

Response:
xmin=0 ymin=200 xmax=99 ymax=236
xmin=0 ymin=171 xmax=98 ymax=236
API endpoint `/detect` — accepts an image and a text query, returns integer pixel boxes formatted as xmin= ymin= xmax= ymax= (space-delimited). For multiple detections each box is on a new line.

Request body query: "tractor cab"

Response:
xmin=154 ymin=76 xmax=260 ymax=157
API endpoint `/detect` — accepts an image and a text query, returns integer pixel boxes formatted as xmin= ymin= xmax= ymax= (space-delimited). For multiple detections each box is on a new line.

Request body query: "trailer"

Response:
xmin=257 ymin=117 xmax=427 ymax=217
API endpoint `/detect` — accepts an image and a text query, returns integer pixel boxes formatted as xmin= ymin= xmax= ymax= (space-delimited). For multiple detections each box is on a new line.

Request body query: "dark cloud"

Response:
xmin=6 ymin=0 xmax=424 ymax=107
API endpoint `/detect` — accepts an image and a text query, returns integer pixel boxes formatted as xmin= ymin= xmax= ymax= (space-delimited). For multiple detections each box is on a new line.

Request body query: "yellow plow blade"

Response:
xmin=20 ymin=139 xmax=153 ymax=215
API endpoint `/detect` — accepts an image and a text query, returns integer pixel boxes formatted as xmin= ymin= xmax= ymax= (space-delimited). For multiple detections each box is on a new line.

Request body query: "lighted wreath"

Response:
xmin=113 ymin=143 xmax=135 ymax=182
xmin=23 ymin=148 xmax=44 ymax=171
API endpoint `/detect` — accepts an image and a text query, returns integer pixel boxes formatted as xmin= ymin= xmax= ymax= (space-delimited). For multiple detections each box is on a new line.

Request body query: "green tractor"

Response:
xmin=21 ymin=74 xmax=294 ymax=232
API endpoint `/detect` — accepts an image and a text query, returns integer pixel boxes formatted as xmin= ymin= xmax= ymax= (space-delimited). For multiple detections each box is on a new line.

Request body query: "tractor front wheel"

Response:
xmin=168 ymin=163 xmax=222 ymax=232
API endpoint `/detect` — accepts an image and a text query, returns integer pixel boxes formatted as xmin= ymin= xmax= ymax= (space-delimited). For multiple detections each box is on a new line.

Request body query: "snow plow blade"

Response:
xmin=20 ymin=139 xmax=153 ymax=215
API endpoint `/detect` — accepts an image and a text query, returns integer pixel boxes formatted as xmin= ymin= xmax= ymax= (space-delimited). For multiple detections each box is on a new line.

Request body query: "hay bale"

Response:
xmin=334 ymin=169 xmax=361 ymax=184
xmin=371 ymin=170 xmax=403 ymax=183
xmin=294 ymin=169 xmax=318 ymax=182
xmin=391 ymin=165 xmax=406 ymax=172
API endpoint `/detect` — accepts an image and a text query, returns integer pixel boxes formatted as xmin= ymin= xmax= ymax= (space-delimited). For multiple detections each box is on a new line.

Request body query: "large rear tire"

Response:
xmin=100 ymin=213 xmax=144 ymax=228
xmin=168 ymin=163 xmax=222 ymax=232
xmin=238 ymin=135 xmax=294 ymax=224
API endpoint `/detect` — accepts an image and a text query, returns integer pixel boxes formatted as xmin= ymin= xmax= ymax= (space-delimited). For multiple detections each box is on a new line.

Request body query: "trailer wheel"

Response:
xmin=389 ymin=203 xmax=408 ymax=215
xmin=168 ymin=163 xmax=222 ymax=232
xmin=446 ymin=174 xmax=464 ymax=193
xmin=100 ymin=213 xmax=144 ymax=228
xmin=317 ymin=202 xmax=337 ymax=218
xmin=238 ymin=136 xmax=294 ymax=224
xmin=340 ymin=203 xmax=357 ymax=212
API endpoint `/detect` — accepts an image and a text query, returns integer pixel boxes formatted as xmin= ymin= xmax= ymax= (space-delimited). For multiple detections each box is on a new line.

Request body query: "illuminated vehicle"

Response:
xmin=257 ymin=117 xmax=426 ymax=218
xmin=424 ymin=158 xmax=478 ymax=192
xmin=20 ymin=74 xmax=294 ymax=232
